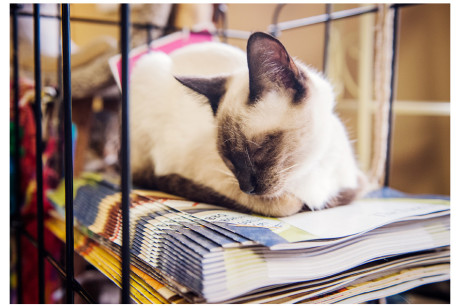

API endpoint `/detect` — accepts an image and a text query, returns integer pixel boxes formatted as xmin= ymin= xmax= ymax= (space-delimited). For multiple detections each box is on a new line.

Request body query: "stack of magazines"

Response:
xmin=48 ymin=175 xmax=450 ymax=303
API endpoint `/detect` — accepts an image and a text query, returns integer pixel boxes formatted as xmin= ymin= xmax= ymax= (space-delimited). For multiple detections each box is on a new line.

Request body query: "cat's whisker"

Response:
xmin=214 ymin=168 xmax=236 ymax=179
xmin=226 ymin=177 xmax=239 ymax=185
xmin=215 ymin=169 xmax=240 ymax=186
xmin=223 ymin=137 xmax=238 ymax=144
xmin=278 ymin=163 xmax=299 ymax=174
xmin=245 ymin=147 xmax=255 ymax=168
xmin=246 ymin=139 xmax=260 ymax=147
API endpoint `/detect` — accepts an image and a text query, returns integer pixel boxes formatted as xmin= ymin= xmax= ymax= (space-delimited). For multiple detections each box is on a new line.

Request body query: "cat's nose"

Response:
xmin=238 ymin=173 xmax=257 ymax=195
xmin=241 ymin=184 xmax=255 ymax=195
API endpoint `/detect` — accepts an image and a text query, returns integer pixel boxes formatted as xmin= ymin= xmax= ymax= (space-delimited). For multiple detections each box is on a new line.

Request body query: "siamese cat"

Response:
xmin=129 ymin=32 xmax=366 ymax=217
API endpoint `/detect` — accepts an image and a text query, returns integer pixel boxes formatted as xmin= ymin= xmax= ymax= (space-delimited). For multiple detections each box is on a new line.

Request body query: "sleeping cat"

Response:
xmin=130 ymin=32 xmax=366 ymax=217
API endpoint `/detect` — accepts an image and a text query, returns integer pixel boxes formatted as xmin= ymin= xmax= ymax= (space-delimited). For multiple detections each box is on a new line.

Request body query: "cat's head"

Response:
xmin=176 ymin=32 xmax=335 ymax=197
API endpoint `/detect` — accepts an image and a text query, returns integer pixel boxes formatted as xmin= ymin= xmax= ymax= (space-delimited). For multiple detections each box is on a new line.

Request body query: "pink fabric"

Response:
xmin=115 ymin=32 xmax=214 ymax=82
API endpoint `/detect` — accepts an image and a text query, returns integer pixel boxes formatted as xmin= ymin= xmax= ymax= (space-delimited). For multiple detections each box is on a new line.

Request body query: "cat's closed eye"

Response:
xmin=251 ymin=132 xmax=282 ymax=156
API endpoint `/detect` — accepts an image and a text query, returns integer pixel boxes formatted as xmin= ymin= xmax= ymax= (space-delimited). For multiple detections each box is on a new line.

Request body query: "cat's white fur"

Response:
xmin=130 ymin=40 xmax=364 ymax=217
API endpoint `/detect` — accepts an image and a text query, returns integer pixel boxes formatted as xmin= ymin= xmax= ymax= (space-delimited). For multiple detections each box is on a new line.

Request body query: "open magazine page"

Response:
xmin=194 ymin=217 xmax=449 ymax=302
xmin=48 ymin=207 xmax=450 ymax=304
xmin=280 ymin=198 xmax=449 ymax=239
xmin=142 ymin=194 xmax=449 ymax=248
xmin=303 ymin=265 xmax=450 ymax=304
xmin=224 ymin=249 xmax=449 ymax=303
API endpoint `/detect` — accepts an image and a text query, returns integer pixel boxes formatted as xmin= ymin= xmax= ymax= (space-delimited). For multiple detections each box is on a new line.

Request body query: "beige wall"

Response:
xmin=70 ymin=4 xmax=119 ymax=47
xmin=391 ymin=4 xmax=450 ymax=195
xmin=69 ymin=3 xmax=450 ymax=195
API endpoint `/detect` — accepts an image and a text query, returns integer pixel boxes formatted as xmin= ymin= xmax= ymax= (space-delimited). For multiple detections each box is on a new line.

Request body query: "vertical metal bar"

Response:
xmin=11 ymin=4 xmax=23 ymax=303
xmin=323 ymin=3 xmax=332 ymax=74
xmin=61 ymin=4 xmax=75 ymax=303
xmin=357 ymin=8 xmax=375 ymax=173
xmin=270 ymin=4 xmax=286 ymax=37
xmin=57 ymin=4 xmax=64 ymax=181
xmin=33 ymin=4 xmax=46 ymax=304
xmin=120 ymin=4 xmax=131 ymax=304
xmin=383 ymin=5 xmax=400 ymax=187
xmin=218 ymin=4 xmax=228 ymax=43
xmin=146 ymin=24 xmax=152 ymax=52
xmin=57 ymin=4 xmax=63 ymax=104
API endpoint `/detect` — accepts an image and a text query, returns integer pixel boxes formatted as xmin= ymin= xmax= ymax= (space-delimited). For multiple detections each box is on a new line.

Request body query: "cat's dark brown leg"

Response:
xmin=326 ymin=188 xmax=358 ymax=208
xmin=326 ymin=172 xmax=368 ymax=208
xmin=132 ymin=158 xmax=158 ymax=190
xmin=154 ymin=174 xmax=253 ymax=214
xmin=134 ymin=164 xmax=304 ymax=217
xmin=153 ymin=174 xmax=304 ymax=217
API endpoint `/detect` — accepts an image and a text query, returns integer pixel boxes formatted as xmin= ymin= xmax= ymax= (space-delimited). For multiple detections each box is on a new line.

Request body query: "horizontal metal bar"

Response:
xmin=14 ymin=10 xmax=251 ymax=40
xmin=220 ymin=28 xmax=252 ymax=40
xmin=269 ymin=5 xmax=379 ymax=33
xmin=15 ymin=4 xmax=417 ymax=39
xmin=21 ymin=230 xmax=97 ymax=304
xmin=268 ymin=3 xmax=416 ymax=33
xmin=16 ymin=11 xmax=165 ymax=30
xmin=337 ymin=100 xmax=451 ymax=116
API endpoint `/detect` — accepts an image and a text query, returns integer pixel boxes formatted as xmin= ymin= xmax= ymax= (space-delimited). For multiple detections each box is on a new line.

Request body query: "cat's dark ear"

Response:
xmin=175 ymin=76 xmax=227 ymax=115
xmin=247 ymin=32 xmax=305 ymax=102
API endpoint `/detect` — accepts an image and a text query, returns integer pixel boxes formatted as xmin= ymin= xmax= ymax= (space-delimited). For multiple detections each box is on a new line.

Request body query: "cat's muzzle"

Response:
xmin=237 ymin=172 xmax=279 ymax=196
xmin=237 ymin=172 xmax=258 ymax=195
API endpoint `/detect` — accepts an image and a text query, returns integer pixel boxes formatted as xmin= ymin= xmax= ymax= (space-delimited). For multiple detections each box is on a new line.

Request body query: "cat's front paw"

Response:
xmin=244 ymin=193 xmax=303 ymax=217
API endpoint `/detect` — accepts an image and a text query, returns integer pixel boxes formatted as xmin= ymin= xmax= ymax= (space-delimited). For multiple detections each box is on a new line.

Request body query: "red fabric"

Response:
xmin=11 ymin=79 xmax=63 ymax=303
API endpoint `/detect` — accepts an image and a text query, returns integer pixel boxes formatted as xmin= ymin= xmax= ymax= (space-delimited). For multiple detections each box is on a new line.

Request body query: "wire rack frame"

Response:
xmin=10 ymin=3 xmax=405 ymax=304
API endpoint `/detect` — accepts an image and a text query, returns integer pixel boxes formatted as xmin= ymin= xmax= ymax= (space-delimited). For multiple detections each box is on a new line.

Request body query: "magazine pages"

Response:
xmin=45 ymin=176 xmax=450 ymax=303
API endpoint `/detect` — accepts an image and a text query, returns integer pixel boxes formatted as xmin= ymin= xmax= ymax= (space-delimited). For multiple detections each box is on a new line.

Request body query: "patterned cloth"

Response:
xmin=10 ymin=78 xmax=62 ymax=303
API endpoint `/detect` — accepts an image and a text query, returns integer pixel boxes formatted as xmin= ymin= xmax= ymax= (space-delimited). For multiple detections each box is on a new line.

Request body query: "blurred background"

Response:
xmin=68 ymin=3 xmax=451 ymax=196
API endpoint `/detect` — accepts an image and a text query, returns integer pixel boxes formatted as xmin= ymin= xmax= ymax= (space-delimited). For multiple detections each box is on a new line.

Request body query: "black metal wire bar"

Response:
xmin=61 ymin=4 xmax=75 ymax=303
xmin=323 ymin=4 xmax=332 ymax=74
xmin=384 ymin=6 xmax=400 ymax=188
xmin=270 ymin=4 xmax=286 ymax=37
xmin=57 ymin=4 xmax=63 ymax=105
xmin=15 ymin=10 xmax=251 ymax=41
xmin=270 ymin=5 xmax=379 ymax=33
xmin=21 ymin=230 xmax=97 ymax=304
xmin=269 ymin=4 xmax=415 ymax=34
xmin=17 ymin=11 xmax=162 ymax=29
xmin=146 ymin=23 xmax=152 ymax=52
xmin=11 ymin=4 xmax=23 ymax=303
xmin=216 ymin=4 xmax=229 ymax=43
xmin=56 ymin=5 xmax=64 ymax=182
xmin=16 ymin=5 xmax=416 ymax=42
xmin=120 ymin=3 xmax=132 ymax=304
xmin=33 ymin=4 xmax=46 ymax=303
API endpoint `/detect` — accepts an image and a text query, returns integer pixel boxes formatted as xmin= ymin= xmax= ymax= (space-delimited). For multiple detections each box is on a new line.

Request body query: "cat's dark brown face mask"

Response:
xmin=176 ymin=32 xmax=307 ymax=196
xmin=214 ymin=33 xmax=306 ymax=196
xmin=217 ymin=116 xmax=297 ymax=196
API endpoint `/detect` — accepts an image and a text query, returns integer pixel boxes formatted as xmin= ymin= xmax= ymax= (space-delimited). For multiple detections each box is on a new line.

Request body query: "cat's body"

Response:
xmin=130 ymin=32 xmax=365 ymax=217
